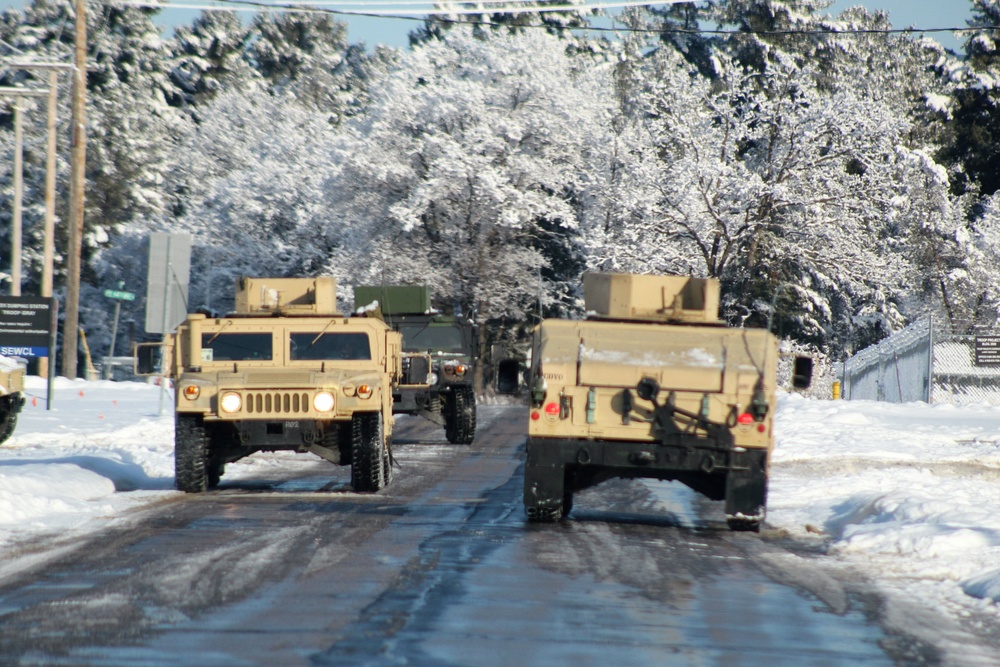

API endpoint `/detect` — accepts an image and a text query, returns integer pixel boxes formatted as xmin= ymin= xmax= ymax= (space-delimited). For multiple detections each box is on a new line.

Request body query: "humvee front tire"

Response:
xmin=175 ymin=414 xmax=209 ymax=493
xmin=0 ymin=401 xmax=20 ymax=445
xmin=445 ymin=387 xmax=476 ymax=445
xmin=351 ymin=412 xmax=387 ymax=493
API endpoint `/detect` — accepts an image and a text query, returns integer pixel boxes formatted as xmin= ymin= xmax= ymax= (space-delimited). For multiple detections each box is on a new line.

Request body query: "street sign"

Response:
xmin=145 ymin=232 xmax=191 ymax=334
xmin=103 ymin=288 xmax=135 ymax=301
xmin=0 ymin=297 xmax=56 ymax=357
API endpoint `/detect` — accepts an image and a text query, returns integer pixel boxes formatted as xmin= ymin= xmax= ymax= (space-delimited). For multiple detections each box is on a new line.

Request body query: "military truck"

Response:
xmin=0 ymin=359 xmax=26 ymax=445
xmin=353 ymin=285 xmax=477 ymax=444
xmin=524 ymin=272 xmax=808 ymax=532
xmin=137 ymin=277 xmax=402 ymax=493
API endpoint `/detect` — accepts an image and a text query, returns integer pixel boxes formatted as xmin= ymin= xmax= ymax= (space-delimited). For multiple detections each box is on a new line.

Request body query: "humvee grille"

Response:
xmin=244 ymin=391 xmax=311 ymax=415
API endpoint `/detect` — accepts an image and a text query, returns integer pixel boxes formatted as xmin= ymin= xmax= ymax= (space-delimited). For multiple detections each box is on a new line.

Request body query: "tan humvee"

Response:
xmin=138 ymin=277 xmax=402 ymax=493
xmin=524 ymin=273 xmax=800 ymax=532
xmin=0 ymin=360 xmax=26 ymax=445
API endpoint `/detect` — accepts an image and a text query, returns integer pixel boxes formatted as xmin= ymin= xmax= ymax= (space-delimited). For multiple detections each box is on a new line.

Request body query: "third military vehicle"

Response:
xmin=0 ymin=358 xmax=26 ymax=445
xmin=353 ymin=285 xmax=477 ymax=444
xmin=524 ymin=272 xmax=808 ymax=531
xmin=138 ymin=277 xmax=402 ymax=493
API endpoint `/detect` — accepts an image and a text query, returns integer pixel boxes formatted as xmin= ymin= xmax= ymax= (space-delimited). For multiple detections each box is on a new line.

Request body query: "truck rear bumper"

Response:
xmin=524 ymin=436 xmax=768 ymax=524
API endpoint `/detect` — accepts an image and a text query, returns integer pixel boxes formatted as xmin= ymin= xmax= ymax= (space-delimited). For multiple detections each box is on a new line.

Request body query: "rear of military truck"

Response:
xmin=523 ymin=273 xmax=778 ymax=532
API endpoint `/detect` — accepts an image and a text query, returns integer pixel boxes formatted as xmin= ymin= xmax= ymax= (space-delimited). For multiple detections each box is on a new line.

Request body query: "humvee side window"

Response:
xmin=290 ymin=332 xmax=372 ymax=361
xmin=398 ymin=324 xmax=466 ymax=353
xmin=201 ymin=333 xmax=273 ymax=361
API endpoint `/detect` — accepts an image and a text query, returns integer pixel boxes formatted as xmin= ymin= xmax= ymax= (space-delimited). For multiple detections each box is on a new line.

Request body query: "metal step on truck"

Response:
xmin=524 ymin=272 xmax=811 ymax=532
xmin=353 ymin=285 xmax=478 ymax=445
xmin=137 ymin=277 xmax=402 ymax=493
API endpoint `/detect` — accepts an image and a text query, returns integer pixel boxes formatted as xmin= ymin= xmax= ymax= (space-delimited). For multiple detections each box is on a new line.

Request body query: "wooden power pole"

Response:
xmin=62 ymin=0 xmax=87 ymax=379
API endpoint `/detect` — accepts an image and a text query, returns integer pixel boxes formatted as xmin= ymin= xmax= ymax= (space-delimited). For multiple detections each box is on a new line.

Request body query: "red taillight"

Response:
xmin=530 ymin=411 xmax=541 ymax=421
xmin=737 ymin=412 xmax=754 ymax=425
xmin=758 ymin=423 xmax=766 ymax=433
xmin=544 ymin=402 xmax=560 ymax=415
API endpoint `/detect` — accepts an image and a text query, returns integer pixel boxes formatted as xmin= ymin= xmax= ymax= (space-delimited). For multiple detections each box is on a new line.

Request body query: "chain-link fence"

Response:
xmin=842 ymin=317 xmax=1000 ymax=404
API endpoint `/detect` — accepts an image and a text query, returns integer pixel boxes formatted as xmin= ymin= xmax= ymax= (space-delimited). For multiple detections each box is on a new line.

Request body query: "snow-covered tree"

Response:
xmin=324 ymin=27 xmax=614 ymax=340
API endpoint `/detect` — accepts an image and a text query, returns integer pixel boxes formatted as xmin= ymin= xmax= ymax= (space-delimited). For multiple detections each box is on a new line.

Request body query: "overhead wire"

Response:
xmin=115 ymin=0 xmax=999 ymax=39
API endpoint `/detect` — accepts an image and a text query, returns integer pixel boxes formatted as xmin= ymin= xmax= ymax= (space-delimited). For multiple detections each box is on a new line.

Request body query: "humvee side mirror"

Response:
xmin=792 ymin=356 xmax=814 ymax=389
xmin=135 ymin=343 xmax=162 ymax=376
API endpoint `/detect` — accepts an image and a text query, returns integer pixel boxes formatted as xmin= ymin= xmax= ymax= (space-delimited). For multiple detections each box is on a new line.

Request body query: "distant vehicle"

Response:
xmin=523 ymin=272 xmax=811 ymax=532
xmin=136 ymin=277 xmax=402 ymax=493
xmin=353 ymin=285 xmax=477 ymax=444
xmin=0 ymin=359 xmax=26 ymax=445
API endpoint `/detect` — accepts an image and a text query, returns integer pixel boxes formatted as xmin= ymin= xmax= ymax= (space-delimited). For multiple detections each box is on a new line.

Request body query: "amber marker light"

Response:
xmin=182 ymin=385 xmax=200 ymax=400
xmin=357 ymin=384 xmax=374 ymax=400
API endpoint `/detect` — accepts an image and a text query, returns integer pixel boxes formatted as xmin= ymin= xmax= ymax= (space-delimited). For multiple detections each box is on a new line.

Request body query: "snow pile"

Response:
xmin=0 ymin=377 xmax=176 ymax=545
xmin=769 ymin=393 xmax=1000 ymax=611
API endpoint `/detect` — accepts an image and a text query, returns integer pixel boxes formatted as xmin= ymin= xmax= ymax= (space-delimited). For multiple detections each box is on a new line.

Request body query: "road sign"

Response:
xmin=0 ymin=297 xmax=55 ymax=357
xmin=103 ymin=289 xmax=135 ymax=301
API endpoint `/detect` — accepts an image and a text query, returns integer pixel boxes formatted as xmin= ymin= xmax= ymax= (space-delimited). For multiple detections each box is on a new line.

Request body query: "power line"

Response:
xmin=118 ymin=0 xmax=995 ymax=39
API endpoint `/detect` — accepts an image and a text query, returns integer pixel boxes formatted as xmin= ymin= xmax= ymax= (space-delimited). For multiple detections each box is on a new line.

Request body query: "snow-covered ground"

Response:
xmin=1 ymin=376 xmax=1000 ymax=654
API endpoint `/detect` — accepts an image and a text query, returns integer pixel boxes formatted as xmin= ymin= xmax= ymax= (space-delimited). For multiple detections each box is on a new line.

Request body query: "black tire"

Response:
xmin=444 ymin=387 xmax=477 ymax=445
xmin=175 ymin=414 xmax=209 ymax=493
xmin=523 ymin=464 xmax=566 ymax=522
xmin=351 ymin=412 xmax=387 ymax=493
xmin=0 ymin=405 xmax=19 ymax=445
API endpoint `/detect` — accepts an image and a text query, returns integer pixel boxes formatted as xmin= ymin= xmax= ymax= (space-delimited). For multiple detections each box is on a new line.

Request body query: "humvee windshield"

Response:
xmin=290 ymin=332 xmax=372 ymax=360
xmin=202 ymin=333 xmax=273 ymax=361
xmin=398 ymin=324 xmax=466 ymax=353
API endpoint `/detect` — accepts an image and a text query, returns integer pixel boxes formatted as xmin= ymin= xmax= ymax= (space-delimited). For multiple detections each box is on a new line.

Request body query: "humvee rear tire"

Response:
xmin=726 ymin=517 xmax=762 ymax=533
xmin=351 ymin=412 xmax=387 ymax=493
xmin=207 ymin=458 xmax=225 ymax=489
xmin=524 ymin=464 xmax=566 ymax=522
xmin=175 ymin=414 xmax=209 ymax=493
xmin=445 ymin=387 xmax=476 ymax=445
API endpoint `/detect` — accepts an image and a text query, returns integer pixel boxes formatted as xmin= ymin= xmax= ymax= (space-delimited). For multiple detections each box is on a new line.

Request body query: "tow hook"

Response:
xmin=629 ymin=451 xmax=655 ymax=465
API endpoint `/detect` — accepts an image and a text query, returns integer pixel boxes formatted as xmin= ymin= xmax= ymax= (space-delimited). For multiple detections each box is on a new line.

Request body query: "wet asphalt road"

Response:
xmin=0 ymin=406 xmax=937 ymax=666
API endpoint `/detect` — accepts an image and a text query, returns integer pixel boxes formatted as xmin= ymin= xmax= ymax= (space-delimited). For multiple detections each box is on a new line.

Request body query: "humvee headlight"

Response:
xmin=182 ymin=385 xmax=200 ymax=400
xmin=220 ymin=392 xmax=242 ymax=413
xmin=429 ymin=373 xmax=439 ymax=386
xmin=313 ymin=392 xmax=335 ymax=412
xmin=356 ymin=384 xmax=374 ymax=400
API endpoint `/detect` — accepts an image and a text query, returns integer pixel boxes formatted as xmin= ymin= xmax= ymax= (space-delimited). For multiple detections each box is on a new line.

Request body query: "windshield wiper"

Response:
xmin=204 ymin=320 xmax=233 ymax=346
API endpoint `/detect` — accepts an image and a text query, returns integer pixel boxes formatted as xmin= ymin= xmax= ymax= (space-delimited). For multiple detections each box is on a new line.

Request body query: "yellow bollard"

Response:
xmin=832 ymin=381 xmax=841 ymax=400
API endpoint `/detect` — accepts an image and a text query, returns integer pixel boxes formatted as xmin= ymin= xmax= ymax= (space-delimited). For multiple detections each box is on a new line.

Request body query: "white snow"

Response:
xmin=2 ymin=375 xmax=1000 ymax=647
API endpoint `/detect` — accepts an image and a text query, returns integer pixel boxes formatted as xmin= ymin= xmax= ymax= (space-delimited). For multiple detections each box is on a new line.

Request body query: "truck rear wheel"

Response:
xmin=175 ymin=414 xmax=209 ymax=493
xmin=523 ymin=464 xmax=567 ymax=522
xmin=351 ymin=413 xmax=388 ymax=493
xmin=445 ymin=387 xmax=476 ymax=445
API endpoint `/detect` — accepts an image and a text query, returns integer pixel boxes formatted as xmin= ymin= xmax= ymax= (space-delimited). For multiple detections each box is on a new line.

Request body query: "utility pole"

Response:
xmin=0 ymin=88 xmax=50 ymax=297
xmin=9 ymin=63 xmax=73 ymax=378
xmin=63 ymin=0 xmax=87 ymax=379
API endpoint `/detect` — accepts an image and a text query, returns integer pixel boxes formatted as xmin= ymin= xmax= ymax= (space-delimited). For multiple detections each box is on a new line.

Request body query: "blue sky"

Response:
xmin=0 ymin=1 xmax=977 ymax=52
